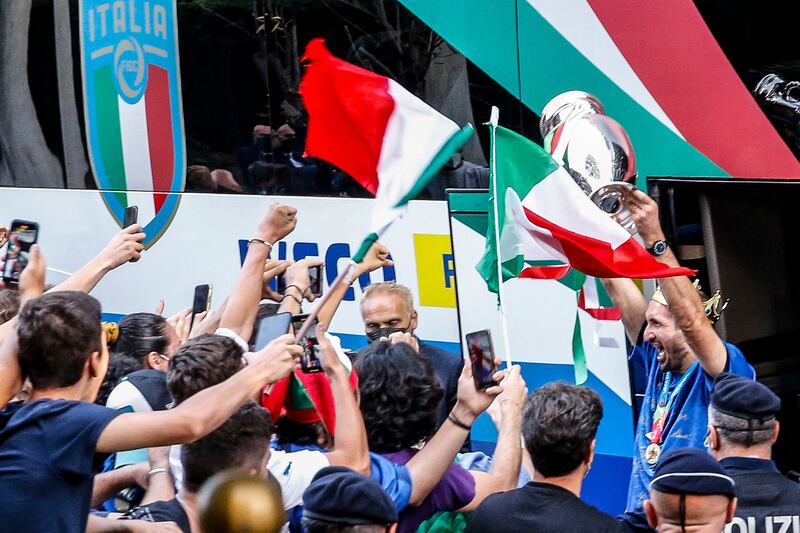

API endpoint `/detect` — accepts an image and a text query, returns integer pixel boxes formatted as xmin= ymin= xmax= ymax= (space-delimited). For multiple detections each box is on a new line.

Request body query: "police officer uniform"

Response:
xmin=711 ymin=373 xmax=800 ymax=533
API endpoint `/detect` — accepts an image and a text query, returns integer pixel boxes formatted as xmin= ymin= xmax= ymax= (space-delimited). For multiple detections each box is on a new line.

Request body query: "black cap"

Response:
xmin=302 ymin=467 xmax=398 ymax=526
xmin=712 ymin=373 xmax=780 ymax=420
xmin=650 ymin=448 xmax=735 ymax=498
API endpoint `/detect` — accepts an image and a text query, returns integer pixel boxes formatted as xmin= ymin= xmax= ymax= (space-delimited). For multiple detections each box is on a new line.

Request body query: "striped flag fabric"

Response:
xmin=90 ymin=64 xmax=176 ymax=225
xmin=477 ymin=124 xmax=694 ymax=292
xmin=300 ymin=39 xmax=473 ymax=260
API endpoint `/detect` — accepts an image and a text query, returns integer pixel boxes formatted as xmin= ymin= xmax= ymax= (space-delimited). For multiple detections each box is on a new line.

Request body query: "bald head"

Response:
xmin=645 ymin=491 xmax=736 ymax=532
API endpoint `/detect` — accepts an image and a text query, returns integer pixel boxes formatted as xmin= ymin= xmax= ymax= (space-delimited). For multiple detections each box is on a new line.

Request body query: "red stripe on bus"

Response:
xmin=144 ymin=66 xmax=175 ymax=212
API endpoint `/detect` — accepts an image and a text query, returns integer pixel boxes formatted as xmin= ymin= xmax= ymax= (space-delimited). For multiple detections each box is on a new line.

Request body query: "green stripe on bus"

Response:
xmin=94 ymin=65 xmax=127 ymax=208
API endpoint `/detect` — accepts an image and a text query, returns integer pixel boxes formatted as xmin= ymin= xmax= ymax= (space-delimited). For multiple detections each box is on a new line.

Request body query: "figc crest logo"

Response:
xmin=80 ymin=0 xmax=186 ymax=248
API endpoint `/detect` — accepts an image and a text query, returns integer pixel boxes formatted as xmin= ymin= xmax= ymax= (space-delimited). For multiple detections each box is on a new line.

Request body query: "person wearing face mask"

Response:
xmin=601 ymin=189 xmax=755 ymax=513
xmin=360 ymin=282 xmax=463 ymax=439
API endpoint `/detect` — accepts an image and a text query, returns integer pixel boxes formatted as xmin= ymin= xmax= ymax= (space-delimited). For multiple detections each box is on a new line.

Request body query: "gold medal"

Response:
xmin=645 ymin=443 xmax=661 ymax=465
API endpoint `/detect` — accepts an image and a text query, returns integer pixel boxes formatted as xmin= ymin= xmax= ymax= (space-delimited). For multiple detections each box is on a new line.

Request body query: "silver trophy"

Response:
xmin=539 ymin=91 xmax=605 ymax=152
xmin=540 ymin=92 xmax=638 ymax=234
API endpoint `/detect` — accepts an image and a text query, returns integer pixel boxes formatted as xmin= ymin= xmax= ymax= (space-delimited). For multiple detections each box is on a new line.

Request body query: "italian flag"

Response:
xmin=90 ymin=64 xmax=176 ymax=224
xmin=300 ymin=39 xmax=474 ymax=260
xmin=261 ymin=333 xmax=357 ymax=436
xmin=477 ymin=124 xmax=694 ymax=291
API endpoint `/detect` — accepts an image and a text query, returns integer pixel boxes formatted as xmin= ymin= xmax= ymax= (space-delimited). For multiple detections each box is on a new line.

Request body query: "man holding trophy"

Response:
xmin=539 ymin=92 xmax=756 ymax=514
xmin=605 ymin=190 xmax=754 ymax=512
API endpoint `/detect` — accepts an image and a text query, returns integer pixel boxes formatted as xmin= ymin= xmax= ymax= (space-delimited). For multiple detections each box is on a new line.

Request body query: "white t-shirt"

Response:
xmin=266 ymin=448 xmax=330 ymax=509
xmin=168 ymin=445 xmax=329 ymax=510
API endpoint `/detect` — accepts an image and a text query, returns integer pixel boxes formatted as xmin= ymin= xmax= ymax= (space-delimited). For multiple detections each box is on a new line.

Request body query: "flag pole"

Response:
xmin=293 ymin=224 xmax=390 ymax=343
xmin=489 ymin=106 xmax=513 ymax=368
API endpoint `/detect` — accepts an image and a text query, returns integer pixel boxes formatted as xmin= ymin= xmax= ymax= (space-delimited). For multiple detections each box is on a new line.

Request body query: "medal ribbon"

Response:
xmin=649 ymin=361 xmax=698 ymax=444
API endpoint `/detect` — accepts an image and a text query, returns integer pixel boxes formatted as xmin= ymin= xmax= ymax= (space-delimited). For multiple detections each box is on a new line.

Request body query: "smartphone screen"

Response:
xmin=2 ymin=220 xmax=39 ymax=286
xmin=308 ymin=265 xmax=323 ymax=297
xmin=254 ymin=312 xmax=292 ymax=351
xmin=189 ymin=284 xmax=212 ymax=331
xmin=293 ymin=314 xmax=322 ymax=373
xmin=191 ymin=284 xmax=212 ymax=315
xmin=123 ymin=205 xmax=138 ymax=228
xmin=466 ymin=330 xmax=496 ymax=390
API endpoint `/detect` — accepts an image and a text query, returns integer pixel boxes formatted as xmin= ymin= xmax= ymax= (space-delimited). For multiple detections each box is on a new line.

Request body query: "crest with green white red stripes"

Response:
xmin=80 ymin=0 xmax=186 ymax=248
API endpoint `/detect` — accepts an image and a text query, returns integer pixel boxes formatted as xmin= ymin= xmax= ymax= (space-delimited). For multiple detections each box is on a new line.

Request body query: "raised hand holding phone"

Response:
xmin=314 ymin=322 xmax=346 ymax=377
xmin=99 ymin=224 xmax=146 ymax=268
xmin=189 ymin=284 xmax=212 ymax=331
xmin=2 ymin=220 xmax=39 ymax=287
xmin=246 ymin=333 xmax=303 ymax=384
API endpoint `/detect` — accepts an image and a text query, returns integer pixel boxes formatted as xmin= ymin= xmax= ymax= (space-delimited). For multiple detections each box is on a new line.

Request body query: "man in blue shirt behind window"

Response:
xmin=602 ymin=189 xmax=755 ymax=513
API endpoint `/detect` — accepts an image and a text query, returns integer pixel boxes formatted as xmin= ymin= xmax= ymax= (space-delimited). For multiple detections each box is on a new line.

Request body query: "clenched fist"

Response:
xmin=257 ymin=203 xmax=297 ymax=244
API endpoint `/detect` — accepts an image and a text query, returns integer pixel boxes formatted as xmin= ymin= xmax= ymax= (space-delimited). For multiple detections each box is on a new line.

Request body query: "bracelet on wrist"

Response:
xmin=146 ymin=467 xmax=168 ymax=479
xmin=447 ymin=412 xmax=472 ymax=431
xmin=282 ymin=293 xmax=303 ymax=306
xmin=248 ymin=238 xmax=274 ymax=249
xmin=284 ymin=284 xmax=305 ymax=297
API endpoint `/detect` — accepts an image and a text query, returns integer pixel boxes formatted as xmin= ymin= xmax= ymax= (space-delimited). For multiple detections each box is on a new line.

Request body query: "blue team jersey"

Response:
xmin=626 ymin=339 xmax=755 ymax=511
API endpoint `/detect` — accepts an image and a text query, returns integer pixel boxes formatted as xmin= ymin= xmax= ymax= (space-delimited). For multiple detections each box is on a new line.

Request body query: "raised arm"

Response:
xmin=97 ymin=334 xmax=301 ymax=453
xmin=52 ymin=225 xmax=145 ymax=294
xmin=459 ymin=365 xmax=525 ymax=511
xmin=316 ymin=242 xmax=393 ymax=327
xmin=601 ymin=278 xmax=647 ymax=344
xmin=277 ymin=258 xmax=324 ymax=316
xmin=316 ymin=323 xmax=371 ymax=476
xmin=219 ymin=204 xmax=297 ymax=341
xmin=403 ymin=357 xmax=508 ymax=505
xmin=0 ymin=244 xmax=47 ymax=403
xmin=627 ymin=189 xmax=727 ymax=375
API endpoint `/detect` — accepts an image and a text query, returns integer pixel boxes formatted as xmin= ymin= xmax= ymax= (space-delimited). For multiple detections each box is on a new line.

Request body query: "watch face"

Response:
xmin=652 ymin=241 xmax=668 ymax=255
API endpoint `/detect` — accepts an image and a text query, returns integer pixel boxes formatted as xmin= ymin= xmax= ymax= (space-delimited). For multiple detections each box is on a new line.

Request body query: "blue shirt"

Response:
xmin=0 ymin=399 xmax=121 ymax=532
xmin=626 ymin=340 xmax=754 ymax=511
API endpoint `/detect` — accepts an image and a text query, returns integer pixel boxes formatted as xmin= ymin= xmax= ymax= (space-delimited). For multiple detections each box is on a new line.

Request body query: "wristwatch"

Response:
xmin=648 ymin=240 xmax=668 ymax=256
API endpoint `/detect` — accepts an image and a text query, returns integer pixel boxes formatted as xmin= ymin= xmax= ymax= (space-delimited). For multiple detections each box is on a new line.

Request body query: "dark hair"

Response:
xmin=167 ymin=334 xmax=244 ymax=405
xmin=183 ymin=401 xmax=273 ymax=492
xmin=522 ymin=382 xmax=603 ymax=477
xmin=112 ymin=313 xmax=171 ymax=362
xmin=0 ymin=289 xmax=21 ymax=325
xmin=95 ymin=353 xmax=143 ymax=406
xmin=17 ymin=292 xmax=102 ymax=390
xmin=354 ymin=341 xmax=443 ymax=452
xmin=96 ymin=313 xmax=172 ymax=405
xmin=302 ymin=520 xmax=387 ymax=533
xmin=275 ymin=417 xmax=331 ymax=449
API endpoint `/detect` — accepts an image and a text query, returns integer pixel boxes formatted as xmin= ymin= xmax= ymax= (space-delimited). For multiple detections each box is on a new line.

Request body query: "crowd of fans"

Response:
xmin=0 ymin=194 xmax=796 ymax=533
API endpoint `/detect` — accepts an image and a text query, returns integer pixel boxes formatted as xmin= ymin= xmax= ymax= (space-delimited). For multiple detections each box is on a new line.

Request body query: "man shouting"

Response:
xmin=602 ymin=189 xmax=754 ymax=512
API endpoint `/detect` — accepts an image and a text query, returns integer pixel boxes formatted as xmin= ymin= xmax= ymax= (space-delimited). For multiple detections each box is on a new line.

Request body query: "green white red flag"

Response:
xmin=300 ymin=38 xmax=473 ymax=261
xmin=477 ymin=124 xmax=694 ymax=290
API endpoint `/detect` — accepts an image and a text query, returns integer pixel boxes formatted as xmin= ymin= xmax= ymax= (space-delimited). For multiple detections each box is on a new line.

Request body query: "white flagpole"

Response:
xmin=489 ymin=106 xmax=513 ymax=368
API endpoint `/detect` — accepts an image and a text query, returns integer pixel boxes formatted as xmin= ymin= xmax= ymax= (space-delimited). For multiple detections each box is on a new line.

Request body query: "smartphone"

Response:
xmin=308 ymin=265 xmax=323 ymax=297
xmin=276 ymin=273 xmax=286 ymax=295
xmin=2 ymin=220 xmax=39 ymax=287
xmin=293 ymin=313 xmax=322 ymax=374
xmin=254 ymin=312 xmax=292 ymax=351
xmin=123 ymin=205 xmax=138 ymax=228
xmin=189 ymin=284 xmax=212 ymax=330
xmin=466 ymin=329 xmax=496 ymax=390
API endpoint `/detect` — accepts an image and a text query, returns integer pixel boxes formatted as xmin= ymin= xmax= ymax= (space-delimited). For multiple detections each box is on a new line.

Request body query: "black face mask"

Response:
xmin=366 ymin=326 xmax=408 ymax=343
